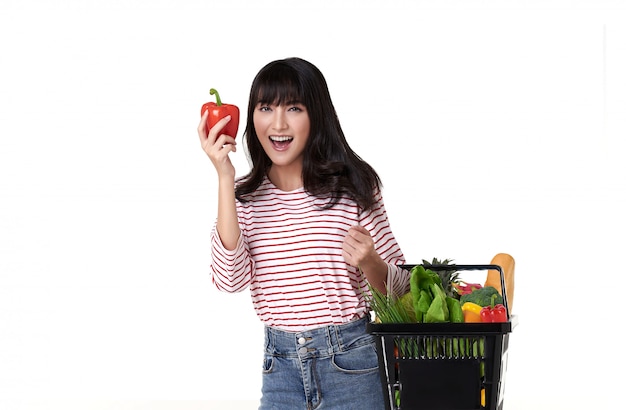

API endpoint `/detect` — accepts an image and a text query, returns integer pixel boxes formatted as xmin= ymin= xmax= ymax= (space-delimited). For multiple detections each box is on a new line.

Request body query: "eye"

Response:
xmin=288 ymin=104 xmax=305 ymax=112
xmin=257 ymin=105 xmax=271 ymax=112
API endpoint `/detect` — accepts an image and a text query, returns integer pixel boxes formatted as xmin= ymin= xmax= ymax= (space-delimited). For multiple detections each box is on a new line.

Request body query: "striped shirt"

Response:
xmin=210 ymin=177 xmax=409 ymax=331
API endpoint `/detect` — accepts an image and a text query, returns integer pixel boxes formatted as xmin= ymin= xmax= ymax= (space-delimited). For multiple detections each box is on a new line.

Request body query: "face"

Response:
xmin=253 ymin=101 xmax=311 ymax=171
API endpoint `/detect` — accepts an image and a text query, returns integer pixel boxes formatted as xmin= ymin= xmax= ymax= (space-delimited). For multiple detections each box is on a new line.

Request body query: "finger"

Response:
xmin=221 ymin=135 xmax=237 ymax=147
xmin=349 ymin=225 xmax=369 ymax=236
xmin=341 ymin=249 xmax=355 ymax=266
xmin=219 ymin=142 xmax=237 ymax=154
xmin=208 ymin=135 xmax=237 ymax=154
xmin=207 ymin=115 xmax=232 ymax=145
xmin=347 ymin=227 xmax=369 ymax=244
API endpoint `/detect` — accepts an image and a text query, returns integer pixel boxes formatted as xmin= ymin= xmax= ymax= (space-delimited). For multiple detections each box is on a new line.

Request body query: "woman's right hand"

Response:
xmin=198 ymin=109 xmax=237 ymax=178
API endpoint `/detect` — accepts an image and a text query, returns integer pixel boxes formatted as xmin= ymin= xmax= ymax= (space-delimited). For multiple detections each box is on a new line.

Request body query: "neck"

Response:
xmin=267 ymin=164 xmax=303 ymax=192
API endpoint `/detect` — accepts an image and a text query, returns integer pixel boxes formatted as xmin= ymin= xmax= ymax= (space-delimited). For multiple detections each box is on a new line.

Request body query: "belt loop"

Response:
xmin=325 ymin=325 xmax=333 ymax=353
xmin=333 ymin=323 xmax=342 ymax=352
xmin=264 ymin=325 xmax=273 ymax=353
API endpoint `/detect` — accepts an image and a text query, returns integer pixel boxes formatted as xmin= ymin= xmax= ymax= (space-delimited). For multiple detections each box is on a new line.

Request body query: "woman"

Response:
xmin=198 ymin=57 xmax=409 ymax=409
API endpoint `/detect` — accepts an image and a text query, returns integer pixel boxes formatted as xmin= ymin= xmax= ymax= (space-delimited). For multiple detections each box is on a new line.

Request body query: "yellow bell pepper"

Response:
xmin=461 ymin=302 xmax=483 ymax=323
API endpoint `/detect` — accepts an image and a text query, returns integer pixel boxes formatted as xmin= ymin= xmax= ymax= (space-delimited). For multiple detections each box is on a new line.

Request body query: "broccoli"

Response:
xmin=459 ymin=286 xmax=504 ymax=307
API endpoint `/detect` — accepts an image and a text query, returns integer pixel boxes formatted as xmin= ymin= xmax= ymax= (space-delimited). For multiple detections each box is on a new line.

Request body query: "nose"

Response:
xmin=271 ymin=107 xmax=288 ymax=130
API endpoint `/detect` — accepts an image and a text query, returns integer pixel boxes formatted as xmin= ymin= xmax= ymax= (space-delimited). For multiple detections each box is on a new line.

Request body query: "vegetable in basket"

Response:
xmin=446 ymin=297 xmax=464 ymax=323
xmin=461 ymin=302 xmax=483 ymax=323
xmin=480 ymin=294 xmax=508 ymax=323
xmin=368 ymin=284 xmax=414 ymax=323
xmin=453 ymin=281 xmax=483 ymax=295
xmin=410 ymin=265 xmax=450 ymax=323
xmin=424 ymin=283 xmax=449 ymax=323
xmin=460 ymin=285 xmax=503 ymax=307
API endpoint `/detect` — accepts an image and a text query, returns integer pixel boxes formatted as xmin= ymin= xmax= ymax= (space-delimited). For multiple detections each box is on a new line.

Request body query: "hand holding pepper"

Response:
xmin=198 ymin=89 xmax=240 ymax=178
xmin=201 ymin=88 xmax=240 ymax=138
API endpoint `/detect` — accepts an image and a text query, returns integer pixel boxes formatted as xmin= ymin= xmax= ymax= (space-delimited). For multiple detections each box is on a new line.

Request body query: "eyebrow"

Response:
xmin=257 ymin=99 xmax=303 ymax=106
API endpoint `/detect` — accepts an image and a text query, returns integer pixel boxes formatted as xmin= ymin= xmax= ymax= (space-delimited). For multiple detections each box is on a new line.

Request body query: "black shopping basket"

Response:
xmin=367 ymin=264 xmax=518 ymax=410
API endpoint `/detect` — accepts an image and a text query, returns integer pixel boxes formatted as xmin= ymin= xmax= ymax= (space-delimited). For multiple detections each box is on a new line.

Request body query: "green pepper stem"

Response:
xmin=209 ymin=88 xmax=223 ymax=106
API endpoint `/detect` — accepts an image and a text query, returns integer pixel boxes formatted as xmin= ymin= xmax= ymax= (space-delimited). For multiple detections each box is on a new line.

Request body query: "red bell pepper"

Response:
xmin=480 ymin=294 xmax=508 ymax=323
xmin=201 ymin=88 xmax=240 ymax=138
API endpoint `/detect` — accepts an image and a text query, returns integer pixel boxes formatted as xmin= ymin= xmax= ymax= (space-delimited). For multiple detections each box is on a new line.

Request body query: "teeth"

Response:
xmin=270 ymin=135 xmax=293 ymax=142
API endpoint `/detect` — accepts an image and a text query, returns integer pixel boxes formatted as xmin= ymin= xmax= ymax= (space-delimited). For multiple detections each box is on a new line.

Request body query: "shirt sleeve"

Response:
xmin=359 ymin=188 xmax=411 ymax=297
xmin=210 ymin=219 xmax=254 ymax=293
xmin=386 ymin=264 xmax=412 ymax=298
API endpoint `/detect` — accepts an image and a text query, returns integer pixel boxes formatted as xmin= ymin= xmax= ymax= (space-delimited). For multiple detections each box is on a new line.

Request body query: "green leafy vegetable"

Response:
xmin=446 ymin=297 xmax=463 ymax=323
xmin=417 ymin=289 xmax=432 ymax=313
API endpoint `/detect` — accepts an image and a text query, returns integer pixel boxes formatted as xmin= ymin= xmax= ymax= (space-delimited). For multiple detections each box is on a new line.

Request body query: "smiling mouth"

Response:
xmin=269 ymin=135 xmax=293 ymax=150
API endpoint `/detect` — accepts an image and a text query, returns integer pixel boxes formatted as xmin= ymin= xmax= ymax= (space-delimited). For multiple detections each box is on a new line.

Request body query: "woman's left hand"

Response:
xmin=343 ymin=225 xmax=388 ymax=292
xmin=342 ymin=225 xmax=379 ymax=269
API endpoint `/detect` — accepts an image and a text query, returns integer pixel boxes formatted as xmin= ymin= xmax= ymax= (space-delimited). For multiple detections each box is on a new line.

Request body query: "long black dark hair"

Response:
xmin=236 ymin=57 xmax=381 ymax=210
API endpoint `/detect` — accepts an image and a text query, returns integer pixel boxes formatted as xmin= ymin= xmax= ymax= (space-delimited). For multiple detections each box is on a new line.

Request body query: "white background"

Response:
xmin=1 ymin=0 xmax=625 ymax=409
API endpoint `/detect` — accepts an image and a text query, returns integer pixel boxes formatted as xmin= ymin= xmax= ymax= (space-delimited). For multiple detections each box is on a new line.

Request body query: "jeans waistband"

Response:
xmin=263 ymin=315 xmax=371 ymax=359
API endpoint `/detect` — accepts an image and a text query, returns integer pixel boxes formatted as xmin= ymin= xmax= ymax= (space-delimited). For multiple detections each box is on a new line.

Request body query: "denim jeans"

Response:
xmin=259 ymin=315 xmax=385 ymax=410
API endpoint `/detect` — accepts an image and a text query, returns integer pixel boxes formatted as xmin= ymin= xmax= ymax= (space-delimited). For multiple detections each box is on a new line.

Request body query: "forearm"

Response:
xmin=215 ymin=176 xmax=240 ymax=250
xmin=359 ymin=256 xmax=389 ymax=294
